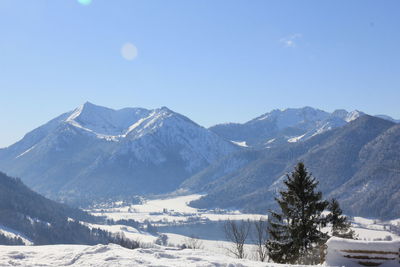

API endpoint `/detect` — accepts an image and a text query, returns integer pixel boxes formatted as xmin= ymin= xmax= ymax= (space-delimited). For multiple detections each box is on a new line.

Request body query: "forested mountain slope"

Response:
xmin=187 ymin=116 xmax=400 ymax=219
xmin=0 ymin=172 xmax=117 ymax=245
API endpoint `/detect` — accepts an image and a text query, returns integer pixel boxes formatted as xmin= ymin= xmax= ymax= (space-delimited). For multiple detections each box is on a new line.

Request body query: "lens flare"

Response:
xmin=121 ymin=43 xmax=138 ymax=61
xmin=78 ymin=0 xmax=92 ymax=6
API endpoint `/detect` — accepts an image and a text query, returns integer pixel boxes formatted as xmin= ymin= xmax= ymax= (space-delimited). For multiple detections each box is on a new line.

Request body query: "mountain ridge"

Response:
xmin=0 ymin=103 xmax=398 ymax=218
xmin=208 ymin=107 xmax=370 ymax=148
xmin=0 ymin=103 xmax=239 ymax=204
xmin=187 ymin=115 xmax=400 ymax=219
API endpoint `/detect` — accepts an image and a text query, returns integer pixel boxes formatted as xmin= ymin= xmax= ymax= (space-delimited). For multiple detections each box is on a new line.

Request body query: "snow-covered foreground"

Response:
xmin=2 ymin=193 xmax=400 ymax=266
xmin=0 ymin=244 xmax=327 ymax=267
xmin=83 ymin=222 xmax=258 ymax=256
xmin=326 ymin=237 xmax=400 ymax=267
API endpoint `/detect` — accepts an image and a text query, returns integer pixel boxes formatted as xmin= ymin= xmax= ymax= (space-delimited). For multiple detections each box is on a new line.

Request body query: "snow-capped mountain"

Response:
xmin=188 ymin=115 xmax=400 ymax=219
xmin=0 ymin=103 xmax=397 ymax=209
xmin=0 ymin=102 xmax=239 ymax=204
xmin=65 ymin=102 xmax=152 ymax=139
xmin=209 ymin=107 xmax=367 ymax=147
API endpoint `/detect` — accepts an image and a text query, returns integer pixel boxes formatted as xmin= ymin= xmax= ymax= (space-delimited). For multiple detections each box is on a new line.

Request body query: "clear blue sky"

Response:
xmin=0 ymin=0 xmax=399 ymax=147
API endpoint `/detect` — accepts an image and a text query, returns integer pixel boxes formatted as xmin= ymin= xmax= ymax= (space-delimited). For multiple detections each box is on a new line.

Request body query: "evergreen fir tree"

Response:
xmin=326 ymin=198 xmax=355 ymax=239
xmin=267 ymin=162 xmax=329 ymax=265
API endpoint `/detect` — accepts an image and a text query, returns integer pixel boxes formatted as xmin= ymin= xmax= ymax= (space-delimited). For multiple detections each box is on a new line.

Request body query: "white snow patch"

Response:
xmin=345 ymin=110 xmax=363 ymax=122
xmin=256 ymin=114 xmax=270 ymax=121
xmin=15 ymin=145 xmax=36 ymax=159
xmin=231 ymin=141 xmax=248 ymax=147
xmin=265 ymin=138 xmax=276 ymax=144
xmin=310 ymin=122 xmax=333 ymax=137
xmin=287 ymin=134 xmax=306 ymax=143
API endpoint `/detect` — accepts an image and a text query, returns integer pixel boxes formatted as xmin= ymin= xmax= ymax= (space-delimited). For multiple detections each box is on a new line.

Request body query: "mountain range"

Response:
xmin=0 ymin=102 xmax=237 ymax=204
xmin=186 ymin=115 xmax=400 ymax=219
xmin=0 ymin=103 xmax=398 ymax=219
xmin=211 ymin=107 xmax=369 ymax=148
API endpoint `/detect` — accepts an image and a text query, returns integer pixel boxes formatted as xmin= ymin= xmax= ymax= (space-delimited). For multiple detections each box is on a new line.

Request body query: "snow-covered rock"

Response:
xmin=326 ymin=237 xmax=400 ymax=267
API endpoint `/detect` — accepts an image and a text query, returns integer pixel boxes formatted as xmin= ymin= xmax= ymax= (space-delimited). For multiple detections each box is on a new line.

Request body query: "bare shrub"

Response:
xmin=184 ymin=235 xmax=203 ymax=250
xmin=252 ymin=217 xmax=268 ymax=261
xmin=224 ymin=219 xmax=250 ymax=259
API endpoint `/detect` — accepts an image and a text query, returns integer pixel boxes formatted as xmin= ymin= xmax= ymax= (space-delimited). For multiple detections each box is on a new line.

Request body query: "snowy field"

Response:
xmin=0 ymin=243 xmax=330 ymax=267
xmin=88 ymin=194 xmax=269 ymax=256
xmin=88 ymin=194 xmax=400 ymax=240
xmin=86 ymin=194 xmax=400 ymax=259
xmin=89 ymin=194 xmax=267 ymax=223
xmin=83 ymin=222 xmax=259 ymax=256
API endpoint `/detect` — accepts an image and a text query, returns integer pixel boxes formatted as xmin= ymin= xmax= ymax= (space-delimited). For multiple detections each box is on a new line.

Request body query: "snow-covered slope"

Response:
xmin=189 ymin=115 xmax=400 ymax=219
xmin=0 ymin=102 xmax=239 ymax=204
xmin=65 ymin=102 xmax=151 ymax=139
xmin=0 ymin=243 xmax=327 ymax=267
xmin=209 ymin=107 xmax=368 ymax=147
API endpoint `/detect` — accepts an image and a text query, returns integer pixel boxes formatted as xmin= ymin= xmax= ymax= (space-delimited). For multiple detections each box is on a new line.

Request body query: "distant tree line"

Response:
xmin=106 ymin=218 xmax=141 ymax=229
xmin=0 ymin=232 xmax=24 ymax=245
